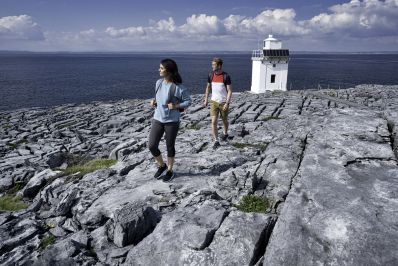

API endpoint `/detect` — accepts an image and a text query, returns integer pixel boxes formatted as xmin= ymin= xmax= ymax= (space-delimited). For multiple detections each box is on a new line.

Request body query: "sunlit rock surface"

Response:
xmin=1 ymin=84 xmax=398 ymax=265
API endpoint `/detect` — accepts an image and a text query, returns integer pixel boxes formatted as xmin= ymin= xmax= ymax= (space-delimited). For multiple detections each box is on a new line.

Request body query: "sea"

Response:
xmin=1 ymin=52 xmax=398 ymax=111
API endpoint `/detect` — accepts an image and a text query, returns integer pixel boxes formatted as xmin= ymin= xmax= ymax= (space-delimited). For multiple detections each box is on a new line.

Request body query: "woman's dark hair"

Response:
xmin=161 ymin=58 xmax=182 ymax=84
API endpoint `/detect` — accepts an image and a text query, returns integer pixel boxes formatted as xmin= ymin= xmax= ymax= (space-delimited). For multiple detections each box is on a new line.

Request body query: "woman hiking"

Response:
xmin=148 ymin=58 xmax=192 ymax=181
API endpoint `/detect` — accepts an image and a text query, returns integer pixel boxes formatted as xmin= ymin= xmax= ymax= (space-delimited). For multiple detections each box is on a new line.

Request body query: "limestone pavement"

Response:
xmin=0 ymin=84 xmax=398 ymax=265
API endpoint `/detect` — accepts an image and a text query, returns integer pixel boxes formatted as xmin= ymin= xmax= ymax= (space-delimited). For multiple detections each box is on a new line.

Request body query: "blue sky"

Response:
xmin=1 ymin=0 xmax=397 ymax=52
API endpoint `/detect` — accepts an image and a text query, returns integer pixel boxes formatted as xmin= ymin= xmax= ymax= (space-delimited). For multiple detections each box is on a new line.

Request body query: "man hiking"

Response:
xmin=203 ymin=58 xmax=233 ymax=149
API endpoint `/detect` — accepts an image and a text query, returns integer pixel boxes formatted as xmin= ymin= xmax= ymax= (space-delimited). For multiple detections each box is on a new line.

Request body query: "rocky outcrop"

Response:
xmin=21 ymin=169 xmax=61 ymax=198
xmin=109 ymin=202 xmax=159 ymax=248
xmin=1 ymin=84 xmax=398 ymax=265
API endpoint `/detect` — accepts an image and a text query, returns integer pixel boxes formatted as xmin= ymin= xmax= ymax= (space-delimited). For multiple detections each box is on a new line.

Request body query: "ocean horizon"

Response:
xmin=1 ymin=50 xmax=398 ymax=54
xmin=1 ymin=52 xmax=398 ymax=111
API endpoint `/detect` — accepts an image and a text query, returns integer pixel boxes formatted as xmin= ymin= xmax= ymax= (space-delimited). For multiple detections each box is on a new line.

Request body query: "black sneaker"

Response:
xmin=221 ymin=134 xmax=229 ymax=141
xmin=212 ymin=140 xmax=220 ymax=150
xmin=162 ymin=170 xmax=175 ymax=182
xmin=154 ymin=164 xmax=167 ymax=179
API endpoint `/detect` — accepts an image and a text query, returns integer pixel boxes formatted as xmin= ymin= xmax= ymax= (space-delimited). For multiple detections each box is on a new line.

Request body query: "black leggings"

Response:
xmin=148 ymin=119 xmax=180 ymax=158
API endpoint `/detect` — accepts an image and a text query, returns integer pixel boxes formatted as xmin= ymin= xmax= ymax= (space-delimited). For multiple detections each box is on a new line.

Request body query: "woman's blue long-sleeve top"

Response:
xmin=153 ymin=79 xmax=192 ymax=123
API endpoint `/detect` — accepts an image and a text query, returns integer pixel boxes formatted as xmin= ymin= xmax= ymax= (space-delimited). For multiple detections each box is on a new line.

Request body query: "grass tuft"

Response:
xmin=260 ymin=116 xmax=282 ymax=122
xmin=63 ymin=158 xmax=117 ymax=182
xmin=327 ymin=91 xmax=337 ymax=97
xmin=56 ymin=122 xmax=76 ymax=129
xmin=40 ymin=235 xmax=56 ymax=250
xmin=0 ymin=182 xmax=28 ymax=211
xmin=186 ymin=123 xmax=201 ymax=130
xmin=7 ymin=182 xmax=25 ymax=195
xmin=0 ymin=195 xmax=28 ymax=211
xmin=6 ymin=139 xmax=29 ymax=150
xmin=234 ymin=195 xmax=269 ymax=213
xmin=271 ymin=90 xmax=284 ymax=96
xmin=232 ymin=142 xmax=268 ymax=152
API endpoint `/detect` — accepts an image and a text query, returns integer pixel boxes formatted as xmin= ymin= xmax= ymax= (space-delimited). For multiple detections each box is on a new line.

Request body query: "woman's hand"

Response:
xmin=150 ymin=99 xmax=157 ymax=107
xmin=168 ymin=103 xmax=179 ymax=110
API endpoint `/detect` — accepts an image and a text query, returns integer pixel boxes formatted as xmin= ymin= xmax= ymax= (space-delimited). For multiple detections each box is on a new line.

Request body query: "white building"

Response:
xmin=251 ymin=35 xmax=290 ymax=93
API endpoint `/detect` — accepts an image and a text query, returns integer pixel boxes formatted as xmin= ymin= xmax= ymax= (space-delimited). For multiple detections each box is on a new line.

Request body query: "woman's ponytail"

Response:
xmin=172 ymin=72 xmax=182 ymax=84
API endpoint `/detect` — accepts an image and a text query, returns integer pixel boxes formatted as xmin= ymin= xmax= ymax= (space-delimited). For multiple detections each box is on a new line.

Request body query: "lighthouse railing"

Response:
xmin=251 ymin=50 xmax=263 ymax=59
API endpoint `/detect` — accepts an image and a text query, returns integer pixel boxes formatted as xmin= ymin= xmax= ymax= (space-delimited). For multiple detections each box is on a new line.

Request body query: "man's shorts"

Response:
xmin=210 ymin=100 xmax=228 ymax=123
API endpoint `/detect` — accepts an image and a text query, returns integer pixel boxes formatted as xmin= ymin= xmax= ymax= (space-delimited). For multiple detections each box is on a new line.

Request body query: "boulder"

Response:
xmin=22 ymin=169 xmax=61 ymax=198
xmin=109 ymin=202 xmax=159 ymax=247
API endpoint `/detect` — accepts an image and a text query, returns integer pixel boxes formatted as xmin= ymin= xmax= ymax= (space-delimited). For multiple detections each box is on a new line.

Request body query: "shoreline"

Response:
xmin=1 ymin=50 xmax=398 ymax=55
xmin=0 ymin=85 xmax=389 ymax=113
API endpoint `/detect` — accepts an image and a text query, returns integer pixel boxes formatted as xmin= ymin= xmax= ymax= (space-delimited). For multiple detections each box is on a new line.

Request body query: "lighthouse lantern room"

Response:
xmin=251 ymin=35 xmax=289 ymax=93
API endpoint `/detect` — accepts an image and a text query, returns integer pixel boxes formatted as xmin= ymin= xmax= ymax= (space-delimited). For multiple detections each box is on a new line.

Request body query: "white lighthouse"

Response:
xmin=251 ymin=35 xmax=289 ymax=93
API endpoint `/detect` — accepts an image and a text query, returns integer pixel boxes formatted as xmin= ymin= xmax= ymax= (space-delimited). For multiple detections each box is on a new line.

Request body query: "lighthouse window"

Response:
xmin=273 ymin=64 xmax=276 ymax=68
xmin=271 ymin=74 xmax=276 ymax=83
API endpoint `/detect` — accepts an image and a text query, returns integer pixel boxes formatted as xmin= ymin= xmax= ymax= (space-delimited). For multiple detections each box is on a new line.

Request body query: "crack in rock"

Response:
xmin=387 ymin=119 xmax=398 ymax=160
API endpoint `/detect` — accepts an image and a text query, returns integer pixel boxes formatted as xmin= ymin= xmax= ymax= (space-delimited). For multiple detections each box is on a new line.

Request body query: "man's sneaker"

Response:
xmin=154 ymin=164 xmax=167 ymax=179
xmin=221 ymin=134 xmax=229 ymax=141
xmin=162 ymin=170 xmax=175 ymax=182
xmin=212 ymin=140 xmax=220 ymax=150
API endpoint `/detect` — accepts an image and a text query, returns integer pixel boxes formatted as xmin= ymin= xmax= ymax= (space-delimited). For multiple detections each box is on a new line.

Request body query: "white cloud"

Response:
xmin=83 ymin=0 xmax=398 ymax=51
xmin=104 ymin=9 xmax=307 ymax=40
xmin=1 ymin=1 xmax=398 ymax=51
xmin=106 ymin=14 xmax=224 ymax=39
xmin=229 ymin=9 xmax=310 ymax=36
xmin=104 ymin=17 xmax=177 ymax=39
xmin=179 ymin=14 xmax=225 ymax=35
xmin=0 ymin=15 xmax=44 ymax=40
xmin=223 ymin=15 xmax=246 ymax=33
xmin=105 ymin=26 xmax=146 ymax=38
xmin=79 ymin=29 xmax=96 ymax=38
xmin=307 ymin=0 xmax=398 ymax=37
xmin=154 ymin=17 xmax=176 ymax=33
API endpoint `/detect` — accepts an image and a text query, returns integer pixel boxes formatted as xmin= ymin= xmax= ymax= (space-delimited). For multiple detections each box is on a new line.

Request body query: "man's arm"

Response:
xmin=204 ymin=83 xmax=211 ymax=106
xmin=223 ymin=84 xmax=232 ymax=111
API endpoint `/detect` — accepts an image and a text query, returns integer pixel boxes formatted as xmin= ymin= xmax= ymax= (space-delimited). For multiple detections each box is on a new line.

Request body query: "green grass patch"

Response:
xmin=260 ymin=116 xmax=282 ymax=122
xmin=6 ymin=183 xmax=25 ymax=195
xmin=271 ymin=90 xmax=284 ymax=96
xmin=2 ymin=124 xmax=12 ymax=129
xmin=6 ymin=139 xmax=29 ymax=150
xmin=327 ymin=91 xmax=337 ymax=97
xmin=56 ymin=121 xmax=76 ymax=129
xmin=234 ymin=195 xmax=269 ymax=213
xmin=0 ymin=195 xmax=28 ymax=211
xmin=232 ymin=142 xmax=268 ymax=152
xmin=63 ymin=158 xmax=117 ymax=182
xmin=43 ymin=223 xmax=55 ymax=230
xmin=40 ymin=235 xmax=56 ymax=250
xmin=7 ymin=143 xmax=18 ymax=150
xmin=0 ymin=182 xmax=28 ymax=211
xmin=186 ymin=123 xmax=201 ymax=130
xmin=87 ymin=247 xmax=98 ymax=258
xmin=64 ymin=154 xmax=91 ymax=167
